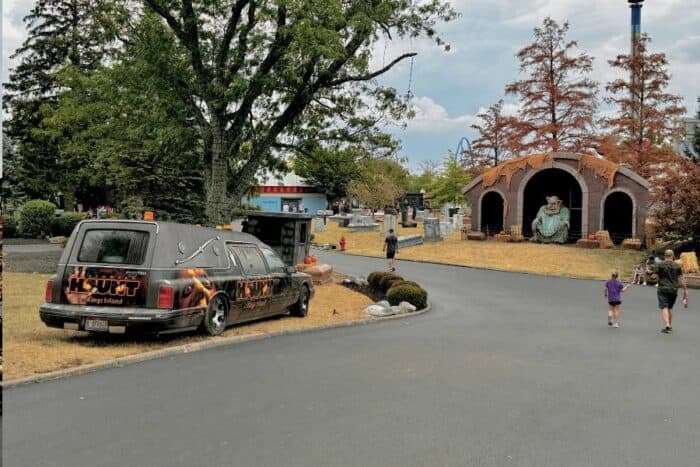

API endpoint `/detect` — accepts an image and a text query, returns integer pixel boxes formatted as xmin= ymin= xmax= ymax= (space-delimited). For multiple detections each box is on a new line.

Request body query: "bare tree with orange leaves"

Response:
xmin=466 ymin=100 xmax=520 ymax=173
xmin=506 ymin=17 xmax=598 ymax=153
xmin=603 ymin=34 xmax=686 ymax=176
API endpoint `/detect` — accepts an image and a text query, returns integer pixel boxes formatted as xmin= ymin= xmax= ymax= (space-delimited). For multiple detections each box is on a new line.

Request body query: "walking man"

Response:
xmin=383 ymin=228 xmax=399 ymax=272
xmin=648 ymin=250 xmax=688 ymax=333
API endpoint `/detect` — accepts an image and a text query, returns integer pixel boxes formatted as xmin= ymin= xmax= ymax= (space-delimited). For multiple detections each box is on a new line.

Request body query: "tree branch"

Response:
xmin=328 ymin=53 xmax=416 ymax=86
xmin=216 ymin=0 xmax=251 ymax=75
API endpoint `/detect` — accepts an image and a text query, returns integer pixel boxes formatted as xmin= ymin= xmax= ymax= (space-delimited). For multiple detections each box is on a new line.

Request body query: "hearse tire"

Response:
xmin=290 ymin=285 xmax=310 ymax=317
xmin=201 ymin=295 xmax=228 ymax=336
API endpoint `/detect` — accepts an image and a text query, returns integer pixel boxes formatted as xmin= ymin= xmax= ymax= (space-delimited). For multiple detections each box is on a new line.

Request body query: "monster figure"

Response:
xmin=530 ymin=195 xmax=570 ymax=244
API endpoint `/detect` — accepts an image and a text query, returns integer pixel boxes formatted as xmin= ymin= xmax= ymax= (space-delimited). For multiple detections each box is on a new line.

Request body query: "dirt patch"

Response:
xmin=313 ymin=220 xmax=644 ymax=281
xmin=3 ymin=272 xmax=373 ymax=381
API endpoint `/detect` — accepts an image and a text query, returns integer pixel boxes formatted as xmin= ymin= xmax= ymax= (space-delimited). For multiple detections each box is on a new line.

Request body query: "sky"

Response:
xmin=3 ymin=0 xmax=699 ymax=172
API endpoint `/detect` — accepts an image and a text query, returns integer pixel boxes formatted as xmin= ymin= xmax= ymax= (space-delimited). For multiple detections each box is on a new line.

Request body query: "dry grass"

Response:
xmin=314 ymin=219 xmax=644 ymax=281
xmin=3 ymin=272 xmax=373 ymax=381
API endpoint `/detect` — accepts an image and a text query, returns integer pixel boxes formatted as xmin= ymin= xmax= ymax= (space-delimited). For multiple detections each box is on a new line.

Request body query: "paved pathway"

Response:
xmin=3 ymin=253 xmax=699 ymax=466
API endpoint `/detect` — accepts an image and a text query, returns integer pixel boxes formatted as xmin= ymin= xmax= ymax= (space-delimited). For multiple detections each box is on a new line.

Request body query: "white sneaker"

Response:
xmin=613 ymin=323 xmax=620 ymax=328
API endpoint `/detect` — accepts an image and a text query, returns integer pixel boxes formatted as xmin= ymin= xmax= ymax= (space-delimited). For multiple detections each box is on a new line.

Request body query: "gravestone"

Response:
xmin=383 ymin=214 xmax=397 ymax=237
xmin=439 ymin=221 xmax=454 ymax=237
xmin=452 ymin=213 xmax=464 ymax=229
xmin=315 ymin=217 xmax=325 ymax=233
xmin=397 ymin=235 xmax=423 ymax=248
xmin=416 ymin=210 xmax=425 ymax=221
xmin=424 ymin=218 xmax=442 ymax=242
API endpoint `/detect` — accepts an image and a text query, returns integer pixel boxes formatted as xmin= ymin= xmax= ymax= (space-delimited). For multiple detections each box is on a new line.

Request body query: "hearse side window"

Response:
xmin=232 ymin=245 xmax=267 ymax=276
xmin=261 ymin=248 xmax=286 ymax=274
xmin=78 ymin=230 xmax=149 ymax=265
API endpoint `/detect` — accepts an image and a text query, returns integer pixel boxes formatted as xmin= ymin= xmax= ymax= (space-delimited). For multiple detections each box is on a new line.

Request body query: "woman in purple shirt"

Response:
xmin=604 ymin=272 xmax=629 ymax=328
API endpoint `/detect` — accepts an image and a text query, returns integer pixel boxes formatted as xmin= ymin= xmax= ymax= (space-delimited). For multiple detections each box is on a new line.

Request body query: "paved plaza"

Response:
xmin=3 ymin=252 xmax=699 ymax=466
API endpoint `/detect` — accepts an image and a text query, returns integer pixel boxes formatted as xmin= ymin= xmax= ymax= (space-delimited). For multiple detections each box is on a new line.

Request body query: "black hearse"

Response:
xmin=40 ymin=220 xmax=314 ymax=336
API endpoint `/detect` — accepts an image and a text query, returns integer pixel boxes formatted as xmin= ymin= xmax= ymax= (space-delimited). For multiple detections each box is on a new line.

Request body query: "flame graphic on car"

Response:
xmin=178 ymin=268 xmax=217 ymax=309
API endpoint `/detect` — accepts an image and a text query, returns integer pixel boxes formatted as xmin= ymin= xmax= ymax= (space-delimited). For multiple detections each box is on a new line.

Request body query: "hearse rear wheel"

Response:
xmin=290 ymin=286 xmax=310 ymax=317
xmin=202 ymin=295 xmax=228 ymax=336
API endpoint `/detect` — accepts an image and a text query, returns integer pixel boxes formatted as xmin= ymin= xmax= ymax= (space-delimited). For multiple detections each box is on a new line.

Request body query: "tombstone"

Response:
xmin=415 ymin=210 xmax=426 ymax=221
xmin=442 ymin=204 xmax=450 ymax=220
xmin=452 ymin=213 xmax=464 ymax=229
xmin=424 ymin=217 xmax=442 ymax=242
xmin=351 ymin=213 xmax=363 ymax=225
xmin=359 ymin=215 xmax=374 ymax=225
xmin=315 ymin=217 xmax=325 ymax=233
xmin=383 ymin=214 xmax=397 ymax=237
xmin=439 ymin=221 xmax=454 ymax=237
xmin=400 ymin=204 xmax=409 ymax=224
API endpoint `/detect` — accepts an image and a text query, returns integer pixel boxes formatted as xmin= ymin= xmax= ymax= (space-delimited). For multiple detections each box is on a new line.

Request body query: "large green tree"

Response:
xmin=3 ymin=0 xmax=118 ymax=206
xmin=37 ymin=14 xmax=205 ymax=222
xmin=430 ymin=150 xmax=470 ymax=206
xmin=141 ymin=0 xmax=457 ymax=223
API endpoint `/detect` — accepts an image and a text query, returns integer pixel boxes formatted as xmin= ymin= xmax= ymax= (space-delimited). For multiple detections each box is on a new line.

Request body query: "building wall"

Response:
xmin=244 ymin=193 xmax=327 ymax=213
xmin=465 ymin=154 xmax=650 ymax=240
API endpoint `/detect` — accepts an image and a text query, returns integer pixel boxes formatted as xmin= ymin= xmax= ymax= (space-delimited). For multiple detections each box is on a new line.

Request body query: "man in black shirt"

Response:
xmin=649 ymin=250 xmax=688 ymax=333
xmin=383 ymin=229 xmax=399 ymax=272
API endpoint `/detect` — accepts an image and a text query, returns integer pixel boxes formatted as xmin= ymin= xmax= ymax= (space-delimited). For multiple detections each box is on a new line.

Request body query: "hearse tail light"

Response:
xmin=158 ymin=285 xmax=174 ymax=309
xmin=45 ymin=280 xmax=54 ymax=303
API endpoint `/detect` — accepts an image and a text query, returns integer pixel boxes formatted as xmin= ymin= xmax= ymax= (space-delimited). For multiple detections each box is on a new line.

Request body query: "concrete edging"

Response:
xmin=2 ymin=303 xmax=432 ymax=389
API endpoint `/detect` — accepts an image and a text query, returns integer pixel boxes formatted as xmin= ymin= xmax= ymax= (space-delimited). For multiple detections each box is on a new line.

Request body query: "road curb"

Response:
xmin=331 ymin=251 xmax=625 ymax=283
xmin=2 ymin=303 xmax=431 ymax=389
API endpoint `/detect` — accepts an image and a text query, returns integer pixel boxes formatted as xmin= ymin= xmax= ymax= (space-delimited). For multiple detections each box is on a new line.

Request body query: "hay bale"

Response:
xmin=576 ymin=239 xmax=600 ymax=249
xmin=595 ymin=230 xmax=614 ymax=249
xmin=467 ymin=232 xmax=486 ymax=241
xmin=494 ymin=233 xmax=512 ymax=242
xmin=621 ymin=238 xmax=642 ymax=250
xmin=305 ymin=263 xmax=333 ymax=285
xmin=680 ymin=252 xmax=699 ymax=274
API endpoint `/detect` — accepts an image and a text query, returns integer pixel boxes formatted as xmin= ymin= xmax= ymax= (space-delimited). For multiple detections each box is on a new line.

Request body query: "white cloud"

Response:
xmin=2 ymin=0 xmax=33 ymax=85
xmin=405 ymin=96 xmax=479 ymax=132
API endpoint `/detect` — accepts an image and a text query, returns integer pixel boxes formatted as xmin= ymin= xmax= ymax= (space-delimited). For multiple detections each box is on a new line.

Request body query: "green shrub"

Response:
xmin=378 ymin=273 xmax=403 ymax=293
xmin=367 ymin=272 xmax=384 ymax=288
xmin=386 ymin=284 xmax=428 ymax=309
xmin=19 ymin=200 xmax=56 ymax=237
xmin=388 ymin=280 xmax=421 ymax=290
xmin=51 ymin=212 xmax=85 ymax=237
xmin=3 ymin=217 xmax=18 ymax=238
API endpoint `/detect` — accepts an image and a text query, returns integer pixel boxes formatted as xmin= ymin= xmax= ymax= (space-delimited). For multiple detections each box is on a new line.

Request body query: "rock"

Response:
xmin=364 ymin=304 xmax=393 ymax=317
xmin=354 ymin=277 xmax=369 ymax=286
xmin=48 ymin=236 xmax=67 ymax=244
xmin=376 ymin=300 xmax=390 ymax=308
xmin=399 ymin=301 xmax=417 ymax=313
xmin=390 ymin=306 xmax=402 ymax=314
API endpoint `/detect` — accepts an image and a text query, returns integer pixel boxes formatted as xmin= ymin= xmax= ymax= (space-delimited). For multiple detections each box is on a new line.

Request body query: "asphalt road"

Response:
xmin=3 ymin=252 xmax=700 ymax=467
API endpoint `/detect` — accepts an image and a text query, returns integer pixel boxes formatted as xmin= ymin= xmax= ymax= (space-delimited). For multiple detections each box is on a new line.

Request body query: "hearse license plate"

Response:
xmin=85 ymin=318 xmax=109 ymax=332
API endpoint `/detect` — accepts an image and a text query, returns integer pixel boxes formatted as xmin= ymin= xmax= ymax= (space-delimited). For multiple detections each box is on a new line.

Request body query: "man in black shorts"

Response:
xmin=648 ymin=250 xmax=688 ymax=333
xmin=383 ymin=228 xmax=399 ymax=272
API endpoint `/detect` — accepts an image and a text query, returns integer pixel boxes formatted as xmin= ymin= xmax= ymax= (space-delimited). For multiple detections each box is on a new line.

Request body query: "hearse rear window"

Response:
xmin=78 ymin=230 xmax=149 ymax=265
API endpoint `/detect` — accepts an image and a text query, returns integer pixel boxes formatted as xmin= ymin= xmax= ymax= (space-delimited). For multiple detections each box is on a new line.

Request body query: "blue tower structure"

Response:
xmin=629 ymin=0 xmax=644 ymax=54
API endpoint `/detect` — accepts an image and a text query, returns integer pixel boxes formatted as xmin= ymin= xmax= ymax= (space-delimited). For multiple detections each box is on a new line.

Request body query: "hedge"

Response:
xmin=3 ymin=217 xmax=18 ymax=238
xmin=386 ymin=284 xmax=428 ymax=310
xmin=19 ymin=200 xmax=56 ymax=237
xmin=52 ymin=212 xmax=85 ymax=237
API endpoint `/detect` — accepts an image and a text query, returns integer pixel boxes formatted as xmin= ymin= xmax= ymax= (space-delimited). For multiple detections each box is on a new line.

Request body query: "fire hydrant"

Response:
xmin=339 ymin=236 xmax=346 ymax=252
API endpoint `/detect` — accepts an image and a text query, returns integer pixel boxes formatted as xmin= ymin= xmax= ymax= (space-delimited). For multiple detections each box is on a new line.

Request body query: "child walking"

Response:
xmin=604 ymin=272 xmax=629 ymax=328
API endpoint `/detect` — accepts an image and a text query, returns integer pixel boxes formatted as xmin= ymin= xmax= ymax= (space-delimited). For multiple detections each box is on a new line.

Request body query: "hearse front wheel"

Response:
xmin=202 ymin=295 xmax=228 ymax=336
xmin=290 ymin=286 xmax=310 ymax=317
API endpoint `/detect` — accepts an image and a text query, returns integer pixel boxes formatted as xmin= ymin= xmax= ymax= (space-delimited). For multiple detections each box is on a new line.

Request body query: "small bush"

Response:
xmin=378 ymin=273 xmax=404 ymax=293
xmin=19 ymin=200 xmax=56 ymax=237
xmin=51 ymin=212 xmax=85 ymax=237
xmin=388 ymin=280 xmax=421 ymax=290
xmin=3 ymin=217 xmax=18 ymax=238
xmin=386 ymin=284 xmax=428 ymax=309
xmin=367 ymin=272 xmax=384 ymax=288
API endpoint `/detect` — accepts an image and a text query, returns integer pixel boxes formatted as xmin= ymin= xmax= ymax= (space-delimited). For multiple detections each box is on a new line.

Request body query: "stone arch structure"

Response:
xmin=478 ymin=189 xmax=506 ymax=234
xmin=462 ymin=152 xmax=650 ymax=243
xmin=601 ymin=188 xmax=636 ymax=243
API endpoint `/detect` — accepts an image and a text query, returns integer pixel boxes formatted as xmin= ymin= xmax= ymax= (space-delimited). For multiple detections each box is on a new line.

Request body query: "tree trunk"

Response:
xmin=204 ymin=125 xmax=233 ymax=225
